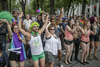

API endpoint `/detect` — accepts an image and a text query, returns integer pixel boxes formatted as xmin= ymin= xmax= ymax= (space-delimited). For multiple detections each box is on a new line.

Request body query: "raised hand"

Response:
xmin=18 ymin=12 xmax=23 ymax=19
xmin=78 ymin=26 xmax=82 ymax=30
xmin=61 ymin=7 xmax=64 ymax=12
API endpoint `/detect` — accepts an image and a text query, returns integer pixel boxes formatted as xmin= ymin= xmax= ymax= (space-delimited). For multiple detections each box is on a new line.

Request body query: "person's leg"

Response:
xmin=80 ymin=42 xmax=86 ymax=63
xmin=68 ymin=43 xmax=74 ymax=63
xmin=10 ymin=61 xmax=17 ymax=67
xmin=49 ymin=62 xmax=54 ymax=67
xmin=28 ymin=47 xmax=31 ymax=63
xmin=39 ymin=57 xmax=45 ymax=67
xmin=94 ymin=41 xmax=99 ymax=60
xmin=33 ymin=61 xmax=39 ymax=67
xmin=64 ymin=43 xmax=70 ymax=64
xmin=45 ymin=63 xmax=50 ymax=67
xmin=84 ymin=43 xmax=89 ymax=62
xmin=75 ymin=39 xmax=79 ymax=60
xmin=89 ymin=41 xmax=94 ymax=60
xmin=70 ymin=40 xmax=75 ymax=61
xmin=18 ymin=61 xmax=24 ymax=67
xmin=58 ymin=50 xmax=62 ymax=62
xmin=57 ymin=38 xmax=62 ymax=62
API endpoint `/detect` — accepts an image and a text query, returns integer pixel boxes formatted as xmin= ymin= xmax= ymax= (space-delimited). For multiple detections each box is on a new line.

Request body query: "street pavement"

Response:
xmin=5 ymin=42 xmax=100 ymax=67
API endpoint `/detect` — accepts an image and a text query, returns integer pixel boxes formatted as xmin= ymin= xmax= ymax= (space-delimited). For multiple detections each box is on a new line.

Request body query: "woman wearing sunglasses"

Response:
xmin=18 ymin=12 xmax=48 ymax=67
xmin=44 ymin=22 xmax=59 ymax=67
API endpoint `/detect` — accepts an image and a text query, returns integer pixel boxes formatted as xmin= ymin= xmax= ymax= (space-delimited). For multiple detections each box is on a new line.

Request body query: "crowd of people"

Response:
xmin=0 ymin=7 xmax=100 ymax=67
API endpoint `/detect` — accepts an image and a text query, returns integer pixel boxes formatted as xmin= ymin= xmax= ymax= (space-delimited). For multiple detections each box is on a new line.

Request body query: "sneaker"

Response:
xmin=59 ymin=63 xmax=63 ymax=67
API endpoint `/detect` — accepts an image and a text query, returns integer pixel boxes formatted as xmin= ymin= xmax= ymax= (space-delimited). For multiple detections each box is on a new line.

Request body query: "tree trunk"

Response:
xmin=9 ymin=0 xmax=11 ymax=12
xmin=99 ymin=2 xmax=100 ymax=16
xmin=50 ymin=0 xmax=54 ymax=15
xmin=70 ymin=9 xmax=72 ymax=18
xmin=1 ymin=0 xmax=8 ymax=11
xmin=67 ymin=0 xmax=73 ymax=16
xmin=82 ymin=0 xmax=86 ymax=16
xmin=19 ymin=0 xmax=26 ymax=16
xmin=40 ymin=0 xmax=44 ymax=9
xmin=37 ymin=0 xmax=39 ymax=9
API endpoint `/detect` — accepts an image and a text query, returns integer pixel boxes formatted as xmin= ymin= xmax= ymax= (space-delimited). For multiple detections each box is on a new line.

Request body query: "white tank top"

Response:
xmin=44 ymin=34 xmax=58 ymax=55
xmin=29 ymin=34 xmax=43 ymax=55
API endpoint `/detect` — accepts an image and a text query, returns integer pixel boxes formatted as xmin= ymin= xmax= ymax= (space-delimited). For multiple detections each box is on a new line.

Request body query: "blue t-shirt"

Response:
xmin=61 ymin=22 xmax=68 ymax=31
xmin=0 ymin=51 xmax=8 ymax=66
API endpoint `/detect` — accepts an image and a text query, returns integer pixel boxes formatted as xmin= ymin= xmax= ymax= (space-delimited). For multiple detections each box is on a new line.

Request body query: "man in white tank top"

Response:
xmin=18 ymin=12 xmax=49 ymax=67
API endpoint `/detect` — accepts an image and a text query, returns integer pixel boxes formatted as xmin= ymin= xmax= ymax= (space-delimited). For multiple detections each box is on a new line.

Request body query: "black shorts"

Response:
xmin=80 ymin=40 xmax=89 ymax=44
xmin=90 ymin=35 xmax=99 ymax=42
xmin=9 ymin=52 xmax=20 ymax=62
xmin=64 ymin=39 xmax=74 ymax=45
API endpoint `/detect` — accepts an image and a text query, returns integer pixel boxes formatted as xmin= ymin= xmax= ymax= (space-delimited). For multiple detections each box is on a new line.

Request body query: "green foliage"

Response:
xmin=0 ymin=0 xmax=100 ymax=15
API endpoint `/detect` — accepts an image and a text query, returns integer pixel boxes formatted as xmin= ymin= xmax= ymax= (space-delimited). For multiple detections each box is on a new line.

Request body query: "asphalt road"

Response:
xmin=5 ymin=42 xmax=100 ymax=67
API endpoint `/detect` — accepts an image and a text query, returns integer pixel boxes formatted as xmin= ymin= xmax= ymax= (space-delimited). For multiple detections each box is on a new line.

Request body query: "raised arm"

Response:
xmin=66 ymin=25 xmax=77 ymax=33
xmin=45 ymin=21 xmax=51 ymax=38
xmin=79 ymin=26 xmax=88 ymax=36
xmin=56 ymin=7 xmax=63 ymax=25
xmin=1 ymin=19 xmax=13 ymax=38
xmin=6 ymin=21 xmax=13 ymax=38
xmin=42 ymin=12 xmax=45 ymax=23
xmin=38 ymin=13 xmax=49 ymax=35
xmin=18 ymin=12 xmax=30 ymax=38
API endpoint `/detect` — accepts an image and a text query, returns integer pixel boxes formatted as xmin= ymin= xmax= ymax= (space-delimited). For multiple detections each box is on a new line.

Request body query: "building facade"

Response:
xmin=73 ymin=1 xmax=100 ymax=18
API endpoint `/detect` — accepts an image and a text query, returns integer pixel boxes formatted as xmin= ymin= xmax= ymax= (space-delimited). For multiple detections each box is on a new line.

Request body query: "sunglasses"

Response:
xmin=14 ymin=27 xmax=18 ymax=29
xmin=33 ymin=26 xmax=39 ymax=28
xmin=50 ymin=29 xmax=55 ymax=30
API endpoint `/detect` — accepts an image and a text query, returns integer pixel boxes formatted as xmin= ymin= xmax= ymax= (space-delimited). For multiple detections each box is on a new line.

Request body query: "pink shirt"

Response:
xmin=64 ymin=30 xmax=73 ymax=41
xmin=81 ymin=30 xmax=90 ymax=42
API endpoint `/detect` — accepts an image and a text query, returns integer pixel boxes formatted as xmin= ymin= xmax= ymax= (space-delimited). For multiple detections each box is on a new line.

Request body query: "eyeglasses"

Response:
xmin=50 ymin=29 xmax=55 ymax=30
xmin=33 ymin=26 xmax=39 ymax=28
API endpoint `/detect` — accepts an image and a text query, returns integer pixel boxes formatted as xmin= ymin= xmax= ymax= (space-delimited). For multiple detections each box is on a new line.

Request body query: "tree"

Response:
xmin=50 ymin=0 xmax=54 ymax=15
xmin=9 ymin=0 xmax=11 ymax=12
xmin=81 ymin=0 xmax=86 ymax=15
xmin=0 ymin=0 xmax=8 ymax=11
xmin=19 ymin=0 xmax=26 ymax=16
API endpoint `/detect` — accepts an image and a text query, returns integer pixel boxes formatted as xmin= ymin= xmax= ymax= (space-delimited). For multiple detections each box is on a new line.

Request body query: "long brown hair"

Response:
xmin=82 ymin=20 xmax=89 ymax=30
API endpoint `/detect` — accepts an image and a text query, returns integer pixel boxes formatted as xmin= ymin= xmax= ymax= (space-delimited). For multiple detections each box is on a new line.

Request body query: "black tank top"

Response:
xmin=90 ymin=22 xmax=99 ymax=36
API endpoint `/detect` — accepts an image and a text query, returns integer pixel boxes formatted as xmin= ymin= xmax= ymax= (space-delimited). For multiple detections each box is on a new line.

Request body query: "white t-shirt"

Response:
xmin=32 ymin=17 xmax=36 ymax=21
xmin=44 ymin=34 xmax=58 ymax=55
xmin=23 ymin=19 xmax=32 ymax=30
xmin=29 ymin=34 xmax=43 ymax=55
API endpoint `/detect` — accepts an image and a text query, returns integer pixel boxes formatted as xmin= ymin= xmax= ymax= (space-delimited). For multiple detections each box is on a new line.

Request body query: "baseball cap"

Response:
xmin=63 ymin=17 xmax=68 ymax=20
